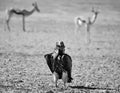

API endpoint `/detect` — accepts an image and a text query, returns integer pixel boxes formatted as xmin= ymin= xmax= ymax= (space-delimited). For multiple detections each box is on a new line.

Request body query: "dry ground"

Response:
xmin=0 ymin=0 xmax=120 ymax=92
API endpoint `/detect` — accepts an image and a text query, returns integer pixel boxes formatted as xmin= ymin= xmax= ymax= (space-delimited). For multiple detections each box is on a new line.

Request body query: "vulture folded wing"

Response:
xmin=61 ymin=54 xmax=73 ymax=82
xmin=44 ymin=53 xmax=54 ymax=73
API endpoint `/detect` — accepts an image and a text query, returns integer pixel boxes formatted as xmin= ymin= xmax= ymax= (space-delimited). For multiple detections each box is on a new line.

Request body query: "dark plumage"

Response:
xmin=44 ymin=53 xmax=73 ymax=87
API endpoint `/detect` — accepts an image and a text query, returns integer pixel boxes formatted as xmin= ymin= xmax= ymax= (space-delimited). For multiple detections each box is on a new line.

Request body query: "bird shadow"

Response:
xmin=69 ymin=85 xmax=115 ymax=91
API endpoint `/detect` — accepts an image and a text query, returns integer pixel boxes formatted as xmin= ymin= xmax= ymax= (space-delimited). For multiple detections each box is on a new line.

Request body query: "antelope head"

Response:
xmin=91 ymin=7 xmax=99 ymax=15
xmin=32 ymin=2 xmax=40 ymax=12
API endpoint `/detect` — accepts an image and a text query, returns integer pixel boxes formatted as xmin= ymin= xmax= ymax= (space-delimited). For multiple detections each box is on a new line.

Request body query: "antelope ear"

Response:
xmin=32 ymin=3 xmax=35 ymax=6
xmin=32 ymin=1 xmax=37 ymax=6
xmin=91 ymin=7 xmax=95 ymax=12
xmin=34 ymin=1 xmax=37 ymax=5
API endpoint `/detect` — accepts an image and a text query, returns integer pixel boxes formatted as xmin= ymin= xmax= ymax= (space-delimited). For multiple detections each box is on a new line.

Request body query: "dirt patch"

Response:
xmin=0 ymin=52 xmax=119 ymax=93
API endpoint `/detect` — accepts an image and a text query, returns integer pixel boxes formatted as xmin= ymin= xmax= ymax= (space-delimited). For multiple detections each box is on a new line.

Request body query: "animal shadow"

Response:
xmin=70 ymin=85 xmax=116 ymax=92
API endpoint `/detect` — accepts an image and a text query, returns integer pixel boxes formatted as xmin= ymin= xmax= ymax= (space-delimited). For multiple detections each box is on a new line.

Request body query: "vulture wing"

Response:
xmin=44 ymin=53 xmax=54 ymax=73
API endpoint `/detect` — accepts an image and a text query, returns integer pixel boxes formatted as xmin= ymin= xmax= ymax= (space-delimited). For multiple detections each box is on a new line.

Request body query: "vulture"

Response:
xmin=44 ymin=52 xmax=73 ymax=87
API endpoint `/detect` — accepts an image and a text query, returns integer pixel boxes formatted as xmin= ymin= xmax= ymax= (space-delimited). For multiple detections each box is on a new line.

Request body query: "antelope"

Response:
xmin=75 ymin=7 xmax=99 ymax=44
xmin=6 ymin=2 xmax=40 ymax=31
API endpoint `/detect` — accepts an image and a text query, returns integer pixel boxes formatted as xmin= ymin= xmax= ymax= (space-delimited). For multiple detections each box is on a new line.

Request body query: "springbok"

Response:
xmin=75 ymin=7 xmax=99 ymax=44
xmin=6 ymin=2 xmax=40 ymax=31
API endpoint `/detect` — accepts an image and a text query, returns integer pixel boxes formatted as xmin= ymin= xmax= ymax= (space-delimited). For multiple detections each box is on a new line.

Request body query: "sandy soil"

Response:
xmin=0 ymin=0 xmax=120 ymax=92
